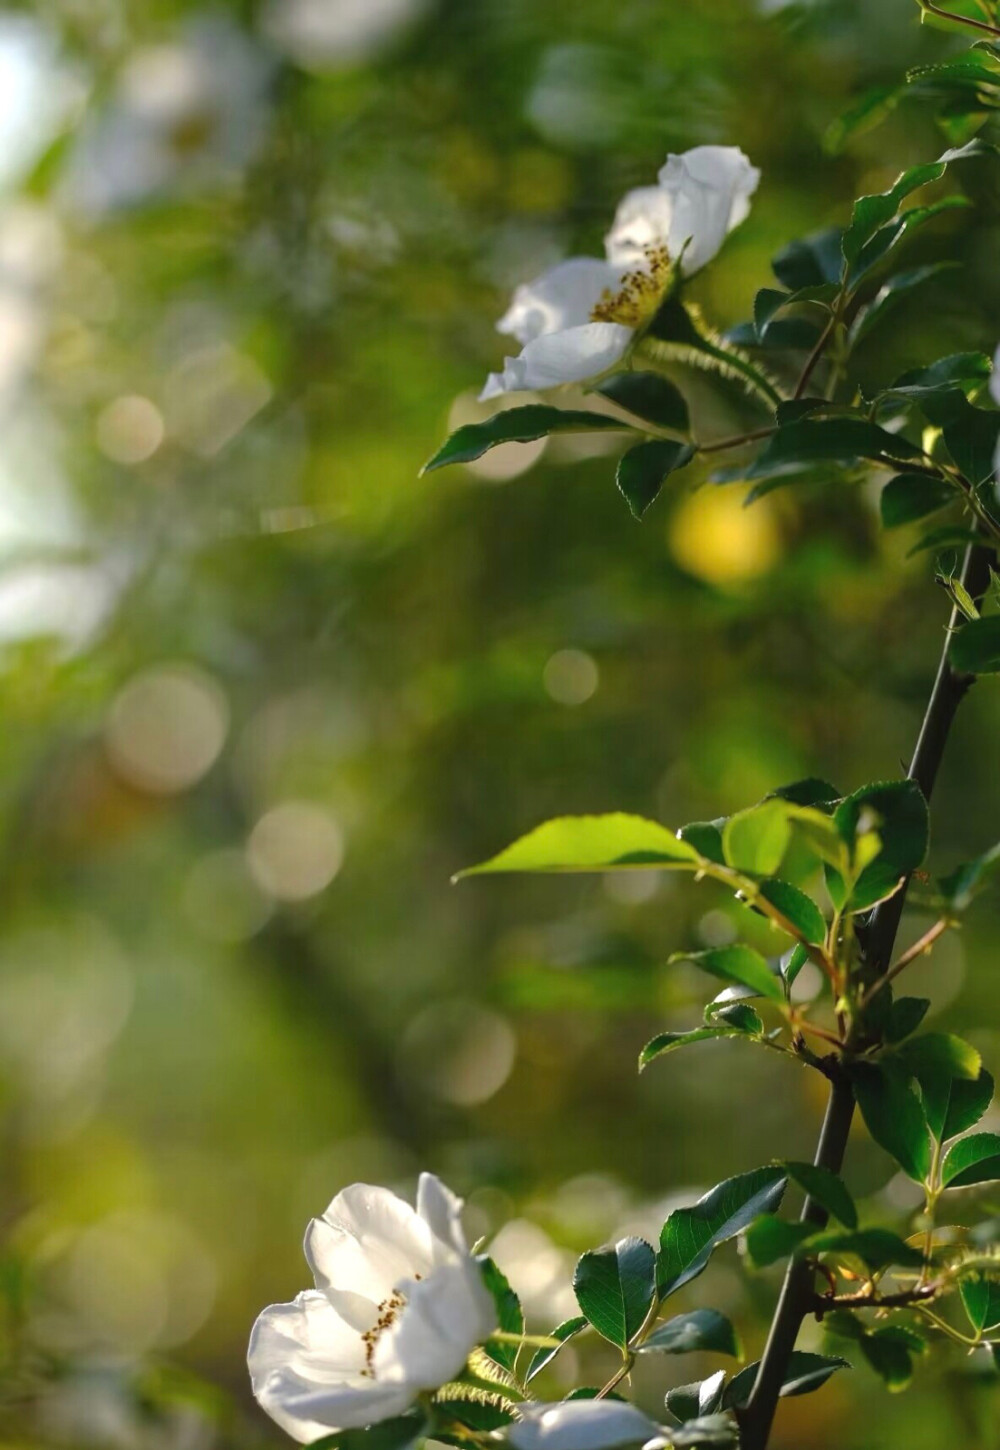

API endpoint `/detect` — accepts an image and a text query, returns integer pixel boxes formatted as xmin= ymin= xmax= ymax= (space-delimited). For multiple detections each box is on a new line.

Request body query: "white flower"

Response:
xmin=605 ymin=146 xmax=759 ymax=276
xmin=508 ymin=1402 xmax=662 ymax=1450
xmin=482 ymin=146 xmax=759 ymax=401
xmin=248 ymin=1174 xmax=496 ymax=1443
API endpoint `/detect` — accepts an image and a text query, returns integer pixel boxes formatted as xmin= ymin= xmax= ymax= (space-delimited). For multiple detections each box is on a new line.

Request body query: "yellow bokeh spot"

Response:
xmin=669 ymin=484 xmax=782 ymax=587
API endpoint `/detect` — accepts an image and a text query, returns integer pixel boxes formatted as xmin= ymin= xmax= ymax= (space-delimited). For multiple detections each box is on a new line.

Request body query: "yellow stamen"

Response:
xmin=590 ymin=244 xmax=672 ymax=328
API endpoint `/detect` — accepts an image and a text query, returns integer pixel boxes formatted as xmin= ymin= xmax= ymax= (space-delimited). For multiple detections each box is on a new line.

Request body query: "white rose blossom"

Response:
xmin=248 ymin=1174 xmax=497 ymax=1442
xmin=508 ymin=1401 xmax=663 ymax=1450
xmin=481 ymin=146 xmax=760 ymax=401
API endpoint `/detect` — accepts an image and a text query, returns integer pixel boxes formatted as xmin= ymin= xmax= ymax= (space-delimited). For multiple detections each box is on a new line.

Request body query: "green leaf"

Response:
xmin=757 ymin=880 xmax=827 ymax=945
xmin=892 ymin=352 xmax=993 ymax=392
xmin=310 ymin=1412 xmax=429 ymax=1450
xmin=658 ymin=1166 xmax=786 ymax=1296
xmin=940 ymin=843 xmax=1000 ymax=910
xmin=744 ymin=1215 xmax=814 ymax=1269
xmin=669 ymin=945 xmax=783 ymax=1002
xmin=754 ymin=287 xmax=791 ymax=338
xmin=639 ymin=1309 xmax=740 ymax=1358
xmin=849 ymin=1060 xmax=931 ymax=1182
xmin=880 ymin=473 xmax=957 ymax=528
xmin=825 ymin=83 xmax=903 ymax=154
xmin=573 ymin=1237 xmax=656 ymax=1349
xmin=951 ymin=617 xmax=1000 ymax=676
xmin=525 ymin=1316 xmax=587 ymax=1383
xmin=677 ymin=820 xmax=726 ymax=865
xmin=851 ymin=195 xmax=972 ymax=283
xmin=746 ymin=419 xmax=923 ymax=482
xmin=781 ymin=1162 xmax=858 ymax=1229
xmin=781 ymin=943 xmax=810 ymax=989
xmin=772 ymin=229 xmax=845 ymax=290
xmin=802 ymin=1228 xmax=926 ymax=1272
xmin=907 ymin=387 xmax=1000 ymax=485
xmin=942 ymin=1132 xmax=1000 ymax=1188
xmin=456 ymin=814 xmax=700 ymax=879
xmin=616 ymin=440 xmax=695 ymax=519
xmin=478 ymin=1257 xmax=523 ymax=1371
xmin=842 ymin=142 xmax=987 ymax=270
xmin=896 ymin=1032 xmax=982 ymax=1139
xmin=850 ymin=263 xmax=958 ymax=347
xmin=907 ymin=524 xmax=984 ymax=559
xmin=723 ymin=1352 xmax=849 ymax=1409
xmin=961 ymin=1276 xmax=1000 ymax=1333
xmin=833 ymin=779 xmax=929 ymax=911
xmin=432 ymin=1391 xmax=515 ymax=1432
xmin=723 ymin=799 xmax=794 ymax=875
xmin=855 ymin=1326 xmax=921 ymax=1391
xmin=666 ymin=1417 xmax=738 ymax=1449
xmin=595 ymin=372 xmax=690 ymax=434
xmin=706 ymin=1000 xmax=765 ymax=1033
xmin=421 ymin=406 xmax=628 ymax=473
xmin=885 ymin=996 xmax=931 ymax=1044
xmin=934 ymin=1068 xmax=994 ymax=1143
xmin=639 ymin=1023 xmax=765 ymax=1070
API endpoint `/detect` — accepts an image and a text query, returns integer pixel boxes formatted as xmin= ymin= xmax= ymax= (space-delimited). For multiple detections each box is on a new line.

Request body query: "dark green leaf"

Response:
xmin=951 ymin=617 xmax=1000 ymax=676
xmin=616 ymin=440 xmax=695 ymax=519
xmin=668 ymin=945 xmax=783 ymax=1002
xmin=478 ymin=1257 xmax=523 ymax=1370
xmin=757 ymin=880 xmax=827 ymax=945
xmin=705 ymin=1001 xmax=764 ymax=1033
xmin=896 ymin=1032 xmax=982 ymax=1139
xmin=771 ymin=778 xmax=841 ymax=807
xmin=851 ymin=264 xmax=957 ymax=347
xmin=907 ymin=525 xmax=984 ymax=558
xmin=907 ymin=387 xmax=1000 ymax=485
xmin=842 ymin=142 xmax=987 ymax=270
xmin=658 ymin=1166 xmax=786 ymax=1296
xmin=893 ymin=352 xmax=993 ymax=391
xmin=422 ymin=406 xmax=628 ymax=473
xmin=639 ymin=1309 xmax=740 ymax=1358
xmin=595 ymin=372 xmax=690 ymax=434
xmin=880 ymin=473 xmax=957 ymax=528
xmin=885 ymin=996 xmax=931 ymax=1043
xmin=666 ymin=1417 xmax=738 ymax=1449
xmin=746 ymin=419 xmax=923 ymax=482
xmin=825 ymin=83 xmax=903 ymax=154
xmin=940 ymin=843 xmax=1000 ymax=910
xmin=855 ymin=1326 xmax=920 ymax=1390
xmin=942 ymin=1132 xmax=1000 ymax=1188
xmin=456 ymin=814 xmax=700 ymax=878
xmin=525 ymin=1316 xmax=587 ymax=1383
xmin=432 ymin=1396 xmax=514 ymax=1432
xmin=723 ymin=1352 xmax=848 ymax=1409
xmin=310 ymin=1412 xmax=429 ymax=1450
xmin=781 ymin=1162 xmax=858 ymax=1229
xmin=744 ymin=1215 xmax=814 ymax=1269
xmin=851 ymin=195 xmax=972 ymax=283
xmin=781 ymin=943 xmax=810 ymax=989
xmin=754 ymin=287 xmax=791 ymax=338
xmin=573 ymin=1237 xmax=656 ymax=1349
xmin=772 ymin=229 xmax=845 ymax=290
xmin=849 ymin=1060 xmax=931 ymax=1181
xmin=677 ymin=820 xmax=726 ymax=865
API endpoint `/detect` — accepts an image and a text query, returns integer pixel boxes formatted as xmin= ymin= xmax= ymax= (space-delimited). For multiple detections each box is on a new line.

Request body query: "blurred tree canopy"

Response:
xmin=0 ymin=1 xmax=999 ymax=1447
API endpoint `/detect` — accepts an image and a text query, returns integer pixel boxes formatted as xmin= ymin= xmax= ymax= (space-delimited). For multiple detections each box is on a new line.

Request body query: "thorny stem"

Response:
xmin=794 ymin=304 xmax=840 ymax=400
xmin=696 ymin=426 xmax=777 ymax=455
xmin=813 ymin=1283 xmax=941 ymax=1313
xmin=920 ymin=1 xmax=1000 ymax=35
xmin=736 ymin=539 xmax=993 ymax=1450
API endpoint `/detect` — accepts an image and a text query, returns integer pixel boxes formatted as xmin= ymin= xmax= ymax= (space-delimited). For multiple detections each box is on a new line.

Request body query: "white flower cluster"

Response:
xmin=248 ymin=1176 xmax=676 ymax=1450
xmin=482 ymin=146 xmax=759 ymax=401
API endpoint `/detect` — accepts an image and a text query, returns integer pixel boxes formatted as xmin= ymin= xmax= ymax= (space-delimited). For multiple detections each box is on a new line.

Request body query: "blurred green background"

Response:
xmin=1 ymin=1 xmax=1000 ymax=1446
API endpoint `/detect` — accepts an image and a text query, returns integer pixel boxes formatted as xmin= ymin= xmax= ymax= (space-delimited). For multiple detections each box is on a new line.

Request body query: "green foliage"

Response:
xmin=524 ymin=1317 xmax=587 ymax=1383
xmin=658 ymin=1167 xmax=786 ymax=1296
xmin=723 ymin=1352 xmax=849 ymax=1407
xmin=639 ymin=1309 xmax=740 ymax=1358
xmin=616 ymin=441 xmax=696 ymax=519
xmin=477 ymin=1258 xmax=524 ymax=1371
xmin=422 ymin=407 xmax=629 ymax=474
xmin=573 ymin=1237 xmax=656 ymax=1350
xmin=780 ymin=1162 xmax=858 ymax=1230
xmin=849 ymin=1060 xmax=932 ymax=1182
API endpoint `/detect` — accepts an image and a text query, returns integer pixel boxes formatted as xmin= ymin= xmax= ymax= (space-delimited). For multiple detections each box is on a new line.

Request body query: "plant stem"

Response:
xmin=921 ymin=0 xmax=1000 ymax=35
xmin=794 ymin=307 xmax=839 ymax=400
xmin=736 ymin=539 xmax=993 ymax=1450
xmin=858 ymin=917 xmax=950 ymax=1007
xmin=697 ymin=426 xmax=777 ymax=455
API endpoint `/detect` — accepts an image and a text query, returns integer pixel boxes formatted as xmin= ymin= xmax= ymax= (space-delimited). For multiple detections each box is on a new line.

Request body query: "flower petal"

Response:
xmin=416 ymin=1172 xmax=468 ymax=1261
xmin=509 ymin=1402 xmax=661 ymax=1450
xmin=604 ymin=185 xmax=676 ymax=268
xmin=480 ymin=322 xmax=632 ymax=399
xmin=656 ymin=145 xmax=759 ymax=276
xmin=305 ymin=1184 xmax=436 ymax=1305
xmin=249 ymin=1291 xmax=367 ymax=1388
xmin=497 ymin=258 xmax=624 ymax=344
xmin=373 ymin=1261 xmax=496 ymax=1389
xmin=253 ymin=1368 xmax=415 ymax=1443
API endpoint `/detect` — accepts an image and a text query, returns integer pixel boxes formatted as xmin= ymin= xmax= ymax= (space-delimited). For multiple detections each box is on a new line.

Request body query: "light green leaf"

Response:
xmin=525 ymin=1316 xmax=587 ymax=1383
xmin=669 ymin=945 xmax=783 ymax=1002
xmin=833 ymin=779 xmax=929 ymax=911
xmin=757 ymin=879 xmax=827 ymax=945
xmin=723 ymin=799 xmax=793 ymax=875
xmin=456 ymin=814 xmax=700 ymax=879
xmin=744 ymin=1215 xmax=814 ymax=1269
xmin=961 ymin=1276 xmax=1000 ymax=1333
xmin=478 ymin=1256 xmax=523 ymax=1371
xmin=573 ymin=1237 xmax=656 ymax=1349
xmin=422 ymin=406 xmax=628 ymax=473
xmin=942 ymin=1132 xmax=1000 ymax=1188
xmin=640 ymin=1021 xmax=764 ymax=1070
xmin=658 ymin=1166 xmax=786 ymax=1296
